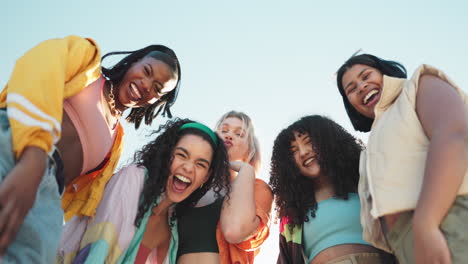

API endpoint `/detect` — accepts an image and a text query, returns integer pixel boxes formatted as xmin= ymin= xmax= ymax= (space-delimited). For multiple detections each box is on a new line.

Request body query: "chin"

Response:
xmin=301 ymin=170 xmax=320 ymax=179
xmin=171 ymin=192 xmax=192 ymax=204
xmin=303 ymin=174 xmax=319 ymax=179
xmin=167 ymin=195 xmax=182 ymax=204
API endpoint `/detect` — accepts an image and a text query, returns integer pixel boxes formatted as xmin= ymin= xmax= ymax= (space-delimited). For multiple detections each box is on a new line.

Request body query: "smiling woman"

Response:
xmin=108 ymin=54 xmax=179 ymax=110
xmin=176 ymin=110 xmax=273 ymax=264
xmin=336 ymin=54 xmax=468 ymax=263
xmin=270 ymin=115 xmax=392 ymax=264
xmin=0 ymin=35 xmax=181 ymax=263
xmin=57 ymin=118 xmax=231 ymax=264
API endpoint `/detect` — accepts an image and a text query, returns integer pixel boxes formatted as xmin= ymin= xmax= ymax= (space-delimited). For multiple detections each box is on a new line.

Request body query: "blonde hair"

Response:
xmin=215 ymin=111 xmax=261 ymax=172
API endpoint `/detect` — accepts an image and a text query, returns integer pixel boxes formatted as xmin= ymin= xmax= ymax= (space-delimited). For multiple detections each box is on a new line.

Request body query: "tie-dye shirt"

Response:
xmin=57 ymin=164 xmax=178 ymax=264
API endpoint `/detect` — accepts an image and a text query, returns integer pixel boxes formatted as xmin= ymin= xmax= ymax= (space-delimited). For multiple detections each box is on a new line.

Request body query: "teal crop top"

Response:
xmin=303 ymin=193 xmax=371 ymax=262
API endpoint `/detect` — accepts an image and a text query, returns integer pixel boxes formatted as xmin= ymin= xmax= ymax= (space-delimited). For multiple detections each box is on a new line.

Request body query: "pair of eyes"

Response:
xmin=143 ymin=65 xmax=167 ymax=97
xmin=174 ymin=152 xmax=209 ymax=169
xmin=346 ymin=71 xmax=372 ymax=94
xmin=219 ymin=129 xmax=245 ymax=137
xmin=290 ymin=138 xmax=313 ymax=154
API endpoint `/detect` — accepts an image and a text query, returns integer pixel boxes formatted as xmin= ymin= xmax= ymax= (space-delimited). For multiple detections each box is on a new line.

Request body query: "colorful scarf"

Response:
xmin=277 ymin=216 xmax=306 ymax=264
xmin=118 ymin=203 xmax=178 ymax=264
xmin=62 ymin=123 xmax=124 ymax=221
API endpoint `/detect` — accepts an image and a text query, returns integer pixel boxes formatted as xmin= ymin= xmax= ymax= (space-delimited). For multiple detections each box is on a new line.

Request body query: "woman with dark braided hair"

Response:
xmin=270 ymin=115 xmax=390 ymax=264
xmin=0 ymin=35 xmax=181 ymax=263
xmin=57 ymin=118 xmax=231 ymax=263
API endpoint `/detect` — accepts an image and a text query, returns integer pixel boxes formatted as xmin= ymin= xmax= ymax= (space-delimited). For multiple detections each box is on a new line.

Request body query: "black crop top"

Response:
xmin=177 ymin=198 xmax=224 ymax=257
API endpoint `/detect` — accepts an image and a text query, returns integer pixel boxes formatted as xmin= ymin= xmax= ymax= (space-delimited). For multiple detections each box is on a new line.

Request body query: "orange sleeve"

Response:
xmin=235 ymin=179 xmax=274 ymax=251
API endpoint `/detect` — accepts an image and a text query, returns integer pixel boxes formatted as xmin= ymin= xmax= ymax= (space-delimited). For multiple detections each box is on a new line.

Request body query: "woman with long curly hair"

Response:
xmin=336 ymin=54 xmax=468 ymax=264
xmin=270 ymin=115 xmax=390 ymax=264
xmin=57 ymin=118 xmax=231 ymax=263
xmin=176 ymin=111 xmax=273 ymax=264
xmin=0 ymin=35 xmax=181 ymax=262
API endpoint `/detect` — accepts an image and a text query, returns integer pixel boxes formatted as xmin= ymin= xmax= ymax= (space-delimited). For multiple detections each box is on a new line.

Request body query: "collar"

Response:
xmin=373 ymin=75 xmax=406 ymax=120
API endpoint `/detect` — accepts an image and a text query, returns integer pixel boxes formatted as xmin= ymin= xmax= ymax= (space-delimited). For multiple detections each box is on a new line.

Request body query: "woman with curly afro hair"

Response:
xmin=270 ymin=115 xmax=392 ymax=264
xmin=57 ymin=118 xmax=231 ymax=264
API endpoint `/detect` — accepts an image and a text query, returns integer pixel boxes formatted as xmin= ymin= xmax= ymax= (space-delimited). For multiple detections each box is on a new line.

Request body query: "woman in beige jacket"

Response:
xmin=336 ymin=54 xmax=468 ymax=264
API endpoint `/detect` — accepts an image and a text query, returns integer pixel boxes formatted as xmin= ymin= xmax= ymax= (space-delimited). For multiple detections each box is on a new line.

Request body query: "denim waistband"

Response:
xmin=52 ymin=149 xmax=64 ymax=195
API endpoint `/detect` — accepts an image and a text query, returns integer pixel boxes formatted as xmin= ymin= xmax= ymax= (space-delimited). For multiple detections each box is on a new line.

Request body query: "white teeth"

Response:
xmin=175 ymin=174 xmax=191 ymax=183
xmin=130 ymin=83 xmax=142 ymax=99
xmin=303 ymin=158 xmax=315 ymax=166
xmin=363 ymin=89 xmax=379 ymax=104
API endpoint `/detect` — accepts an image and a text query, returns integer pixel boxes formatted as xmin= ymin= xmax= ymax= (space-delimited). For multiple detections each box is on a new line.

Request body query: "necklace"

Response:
xmin=107 ymin=81 xmax=122 ymax=117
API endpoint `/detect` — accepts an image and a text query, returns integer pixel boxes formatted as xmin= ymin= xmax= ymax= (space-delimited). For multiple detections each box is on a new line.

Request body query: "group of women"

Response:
xmin=0 ymin=35 xmax=466 ymax=264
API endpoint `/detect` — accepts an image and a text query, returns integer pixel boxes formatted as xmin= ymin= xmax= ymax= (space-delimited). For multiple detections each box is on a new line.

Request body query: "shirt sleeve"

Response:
xmin=1 ymin=35 xmax=101 ymax=158
xmin=234 ymin=179 xmax=274 ymax=251
xmin=58 ymin=164 xmax=146 ymax=264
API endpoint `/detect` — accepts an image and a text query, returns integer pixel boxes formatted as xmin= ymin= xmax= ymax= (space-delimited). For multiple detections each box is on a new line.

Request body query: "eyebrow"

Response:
xmin=198 ymin=158 xmax=211 ymax=167
xmin=290 ymin=141 xmax=299 ymax=151
xmin=292 ymin=134 xmax=310 ymax=145
xmin=344 ymin=68 xmax=369 ymax=91
xmin=222 ymin=123 xmax=245 ymax=131
xmin=175 ymin=146 xmax=189 ymax=155
xmin=148 ymin=63 xmax=154 ymax=76
xmin=220 ymin=124 xmax=231 ymax=130
xmin=175 ymin=146 xmax=211 ymax=166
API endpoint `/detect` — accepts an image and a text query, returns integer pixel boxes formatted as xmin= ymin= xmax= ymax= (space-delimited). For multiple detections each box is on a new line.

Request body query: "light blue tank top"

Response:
xmin=303 ymin=193 xmax=371 ymax=262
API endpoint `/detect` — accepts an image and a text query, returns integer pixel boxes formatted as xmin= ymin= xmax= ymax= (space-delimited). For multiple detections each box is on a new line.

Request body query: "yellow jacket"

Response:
xmin=1 ymin=35 xmax=124 ymax=219
xmin=0 ymin=35 xmax=101 ymax=158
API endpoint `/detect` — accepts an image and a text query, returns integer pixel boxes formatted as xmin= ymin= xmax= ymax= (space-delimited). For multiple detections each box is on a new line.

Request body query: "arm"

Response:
xmin=0 ymin=36 xmax=101 ymax=255
xmin=220 ymin=161 xmax=259 ymax=243
xmin=0 ymin=146 xmax=46 ymax=255
xmin=413 ymin=75 xmax=468 ymax=264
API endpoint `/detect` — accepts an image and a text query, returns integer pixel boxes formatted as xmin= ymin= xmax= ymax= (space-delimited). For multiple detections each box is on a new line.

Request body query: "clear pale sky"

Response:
xmin=2 ymin=0 xmax=467 ymax=262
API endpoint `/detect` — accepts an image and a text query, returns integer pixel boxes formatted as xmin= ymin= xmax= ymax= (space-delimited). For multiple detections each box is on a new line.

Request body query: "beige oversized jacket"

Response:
xmin=359 ymin=64 xmax=468 ymax=251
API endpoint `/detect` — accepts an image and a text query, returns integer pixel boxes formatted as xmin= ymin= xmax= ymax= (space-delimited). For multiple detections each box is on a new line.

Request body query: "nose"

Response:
xmin=298 ymin=144 xmax=310 ymax=158
xmin=182 ymin=161 xmax=194 ymax=174
xmin=140 ymin=77 xmax=152 ymax=94
xmin=224 ymin=133 xmax=233 ymax=141
xmin=357 ymin=81 xmax=368 ymax=93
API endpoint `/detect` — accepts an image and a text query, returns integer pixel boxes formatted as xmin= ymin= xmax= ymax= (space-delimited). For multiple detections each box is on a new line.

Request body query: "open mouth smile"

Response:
xmin=172 ymin=174 xmax=193 ymax=193
xmin=129 ymin=82 xmax=143 ymax=101
xmin=363 ymin=89 xmax=380 ymax=105
xmin=303 ymin=157 xmax=315 ymax=167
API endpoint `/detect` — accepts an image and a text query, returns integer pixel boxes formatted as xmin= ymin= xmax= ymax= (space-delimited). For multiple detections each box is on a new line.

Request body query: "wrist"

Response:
xmin=239 ymin=163 xmax=255 ymax=177
xmin=412 ymin=211 xmax=440 ymax=231
xmin=17 ymin=146 xmax=47 ymax=179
